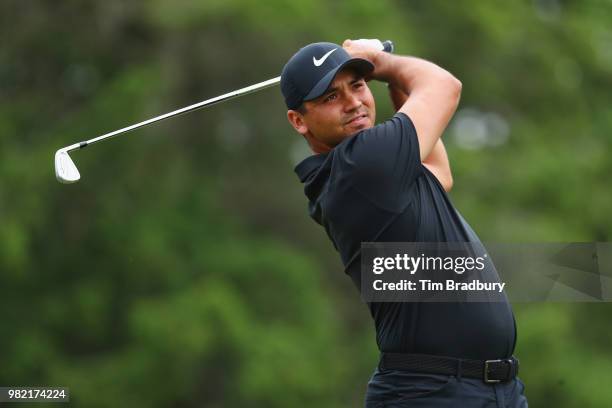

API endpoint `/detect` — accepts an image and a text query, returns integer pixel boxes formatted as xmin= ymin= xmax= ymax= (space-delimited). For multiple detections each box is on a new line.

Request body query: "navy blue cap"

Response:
xmin=280 ymin=42 xmax=374 ymax=110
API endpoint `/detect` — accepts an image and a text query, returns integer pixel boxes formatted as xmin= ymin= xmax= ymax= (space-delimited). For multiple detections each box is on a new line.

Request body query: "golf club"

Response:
xmin=54 ymin=40 xmax=394 ymax=184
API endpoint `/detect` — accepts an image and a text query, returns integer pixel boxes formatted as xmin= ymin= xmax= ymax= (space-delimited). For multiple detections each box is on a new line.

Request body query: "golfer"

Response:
xmin=281 ymin=39 xmax=528 ymax=407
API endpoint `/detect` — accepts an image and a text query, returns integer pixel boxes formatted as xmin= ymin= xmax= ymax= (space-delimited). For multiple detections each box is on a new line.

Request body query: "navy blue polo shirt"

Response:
xmin=295 ymin=112 xmax=516 ymax=360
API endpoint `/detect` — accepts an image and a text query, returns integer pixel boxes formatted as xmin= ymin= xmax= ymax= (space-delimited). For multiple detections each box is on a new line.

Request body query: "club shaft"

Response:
xmin=68 ymin=76 xmax=281 ymax=152
xmin=63 ymin=40 xmax=394 ymax=153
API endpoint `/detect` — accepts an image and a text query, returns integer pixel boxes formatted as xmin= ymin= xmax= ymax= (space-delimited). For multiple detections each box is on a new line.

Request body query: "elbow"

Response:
xmin=447 ymin=75 xmax=462 ymax=106
xmin=454 ymin=79 xmax=462 ymax=102
xmin=454 ymin=78 xmax=462 ymax=104
xmin=451 ymin=75 xmax=462 ymax=92
xmin=428 ymin=70 xmax=462 ymax=115
xmin=436 ymin=69 xmax=462 ymax=104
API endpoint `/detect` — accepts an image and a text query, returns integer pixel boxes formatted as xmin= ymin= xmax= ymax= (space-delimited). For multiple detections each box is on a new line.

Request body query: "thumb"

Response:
xmin=342 ymin=39 xmax=352 ymax=48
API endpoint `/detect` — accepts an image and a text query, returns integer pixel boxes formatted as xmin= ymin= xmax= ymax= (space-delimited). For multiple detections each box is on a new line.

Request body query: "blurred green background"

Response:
xmin=1 ymin=0 xmax=611 ymax=406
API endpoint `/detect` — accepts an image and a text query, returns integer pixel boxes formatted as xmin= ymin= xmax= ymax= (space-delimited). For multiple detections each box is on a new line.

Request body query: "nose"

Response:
xmin=343 ymin=91 xmax=362 ymax=112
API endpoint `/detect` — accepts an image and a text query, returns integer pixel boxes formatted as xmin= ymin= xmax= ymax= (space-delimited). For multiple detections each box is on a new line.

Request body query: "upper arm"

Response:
xmin=423 ymin=161 xmax=453 ymax=192
xmin=422 ymin=139 xmax=453 ymax=192
xmin=398 ymin=75 xmax=462 ymax=161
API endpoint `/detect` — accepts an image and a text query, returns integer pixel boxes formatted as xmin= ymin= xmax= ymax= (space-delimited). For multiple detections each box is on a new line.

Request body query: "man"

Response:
xmin=281 ymin=40 xmax=528 ymax=407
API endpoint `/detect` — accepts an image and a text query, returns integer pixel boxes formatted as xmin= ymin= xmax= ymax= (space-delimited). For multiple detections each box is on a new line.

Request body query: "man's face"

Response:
xmin=288 ymin=69 xmax=376 ymax=153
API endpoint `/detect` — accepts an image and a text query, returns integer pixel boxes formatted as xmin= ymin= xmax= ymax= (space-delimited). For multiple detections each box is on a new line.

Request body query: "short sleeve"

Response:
xmin=337 ymin=112 xmax=423 ymax=212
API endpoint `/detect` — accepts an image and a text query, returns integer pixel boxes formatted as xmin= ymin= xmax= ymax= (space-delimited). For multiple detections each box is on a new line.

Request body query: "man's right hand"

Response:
xmin=342 ymin=39 xmax=385 ymax=68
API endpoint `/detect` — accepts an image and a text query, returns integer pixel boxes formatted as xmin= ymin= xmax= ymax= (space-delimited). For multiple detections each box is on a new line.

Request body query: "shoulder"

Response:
xmin=351 ymin=112 xmax=417 ymax=145
xmin=334 ymin=112 xmax=421 ymax=174
xmin=339 ymin=113 xmax=418 ymax=155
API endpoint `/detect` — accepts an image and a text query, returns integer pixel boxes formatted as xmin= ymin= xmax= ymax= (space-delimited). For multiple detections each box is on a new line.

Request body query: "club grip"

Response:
xmin=382 ymin=40 xmax=394 ymax=53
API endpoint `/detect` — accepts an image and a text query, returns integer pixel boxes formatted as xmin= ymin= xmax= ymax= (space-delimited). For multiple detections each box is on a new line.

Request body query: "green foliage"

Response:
xmin=1 ymin=0 xmax=611 ymax=406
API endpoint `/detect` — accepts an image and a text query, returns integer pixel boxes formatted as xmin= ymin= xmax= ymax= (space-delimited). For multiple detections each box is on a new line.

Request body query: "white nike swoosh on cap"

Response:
xmin=313 ymin=48 xmax=337 ymax=67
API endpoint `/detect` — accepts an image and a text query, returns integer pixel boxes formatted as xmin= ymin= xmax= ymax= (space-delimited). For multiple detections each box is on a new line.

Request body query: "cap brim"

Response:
xmin=303 ymin=58 xmax=375 ymax=103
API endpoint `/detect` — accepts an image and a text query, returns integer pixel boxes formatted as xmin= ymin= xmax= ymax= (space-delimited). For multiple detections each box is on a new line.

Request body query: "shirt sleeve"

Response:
xmin=337 ymin=112 xmax=423 ymax=212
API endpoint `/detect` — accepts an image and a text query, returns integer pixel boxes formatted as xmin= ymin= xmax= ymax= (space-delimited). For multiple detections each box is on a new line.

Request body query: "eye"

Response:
xmin=324 ymin=93 xmax=337 ymax=103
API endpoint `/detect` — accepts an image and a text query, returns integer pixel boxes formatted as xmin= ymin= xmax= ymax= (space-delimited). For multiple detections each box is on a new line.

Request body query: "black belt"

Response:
xmin=379 ymin=352 xmax=519 ymax=384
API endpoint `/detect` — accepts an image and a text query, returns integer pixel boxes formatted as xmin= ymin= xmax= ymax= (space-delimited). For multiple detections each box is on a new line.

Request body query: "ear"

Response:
xmin=287 ymin=110 xmax=308 ymax=135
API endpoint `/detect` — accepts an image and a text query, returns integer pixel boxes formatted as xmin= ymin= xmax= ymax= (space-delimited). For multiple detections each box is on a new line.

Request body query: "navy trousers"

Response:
xmin=365 ymin=367 xmax=528 ymax=407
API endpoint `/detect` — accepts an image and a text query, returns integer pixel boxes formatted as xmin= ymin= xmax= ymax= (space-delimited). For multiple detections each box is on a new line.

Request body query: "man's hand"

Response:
xmin=342 ymin=39 xmax=385 ymax=76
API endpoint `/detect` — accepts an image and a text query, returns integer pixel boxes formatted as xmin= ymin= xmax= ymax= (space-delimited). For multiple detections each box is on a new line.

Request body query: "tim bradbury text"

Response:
xmin=373 ymin=279 xmax=507 ymax=293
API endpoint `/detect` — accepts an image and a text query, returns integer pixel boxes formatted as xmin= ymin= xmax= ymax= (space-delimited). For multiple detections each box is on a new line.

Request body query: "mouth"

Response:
xmin=345 ymin=113 xmax=369 ymax=126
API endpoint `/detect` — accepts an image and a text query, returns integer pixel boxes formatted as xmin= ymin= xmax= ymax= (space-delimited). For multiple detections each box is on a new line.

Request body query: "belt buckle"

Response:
xmin=484 ymin=359 xmax=504 ymax=383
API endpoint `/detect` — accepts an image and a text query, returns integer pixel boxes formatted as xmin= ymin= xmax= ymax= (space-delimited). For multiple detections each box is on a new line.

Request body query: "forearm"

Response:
xmin=372 ymin=53 xmax=461 ymax=96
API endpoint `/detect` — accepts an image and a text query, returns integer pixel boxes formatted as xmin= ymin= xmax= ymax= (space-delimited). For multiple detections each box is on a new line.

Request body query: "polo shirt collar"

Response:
xmin=294 ymin=153 xmax=328 ymax=183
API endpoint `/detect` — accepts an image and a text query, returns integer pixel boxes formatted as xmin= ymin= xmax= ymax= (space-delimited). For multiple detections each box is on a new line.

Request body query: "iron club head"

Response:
xmin=54 ymin=149 xmax=81 ymax=184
